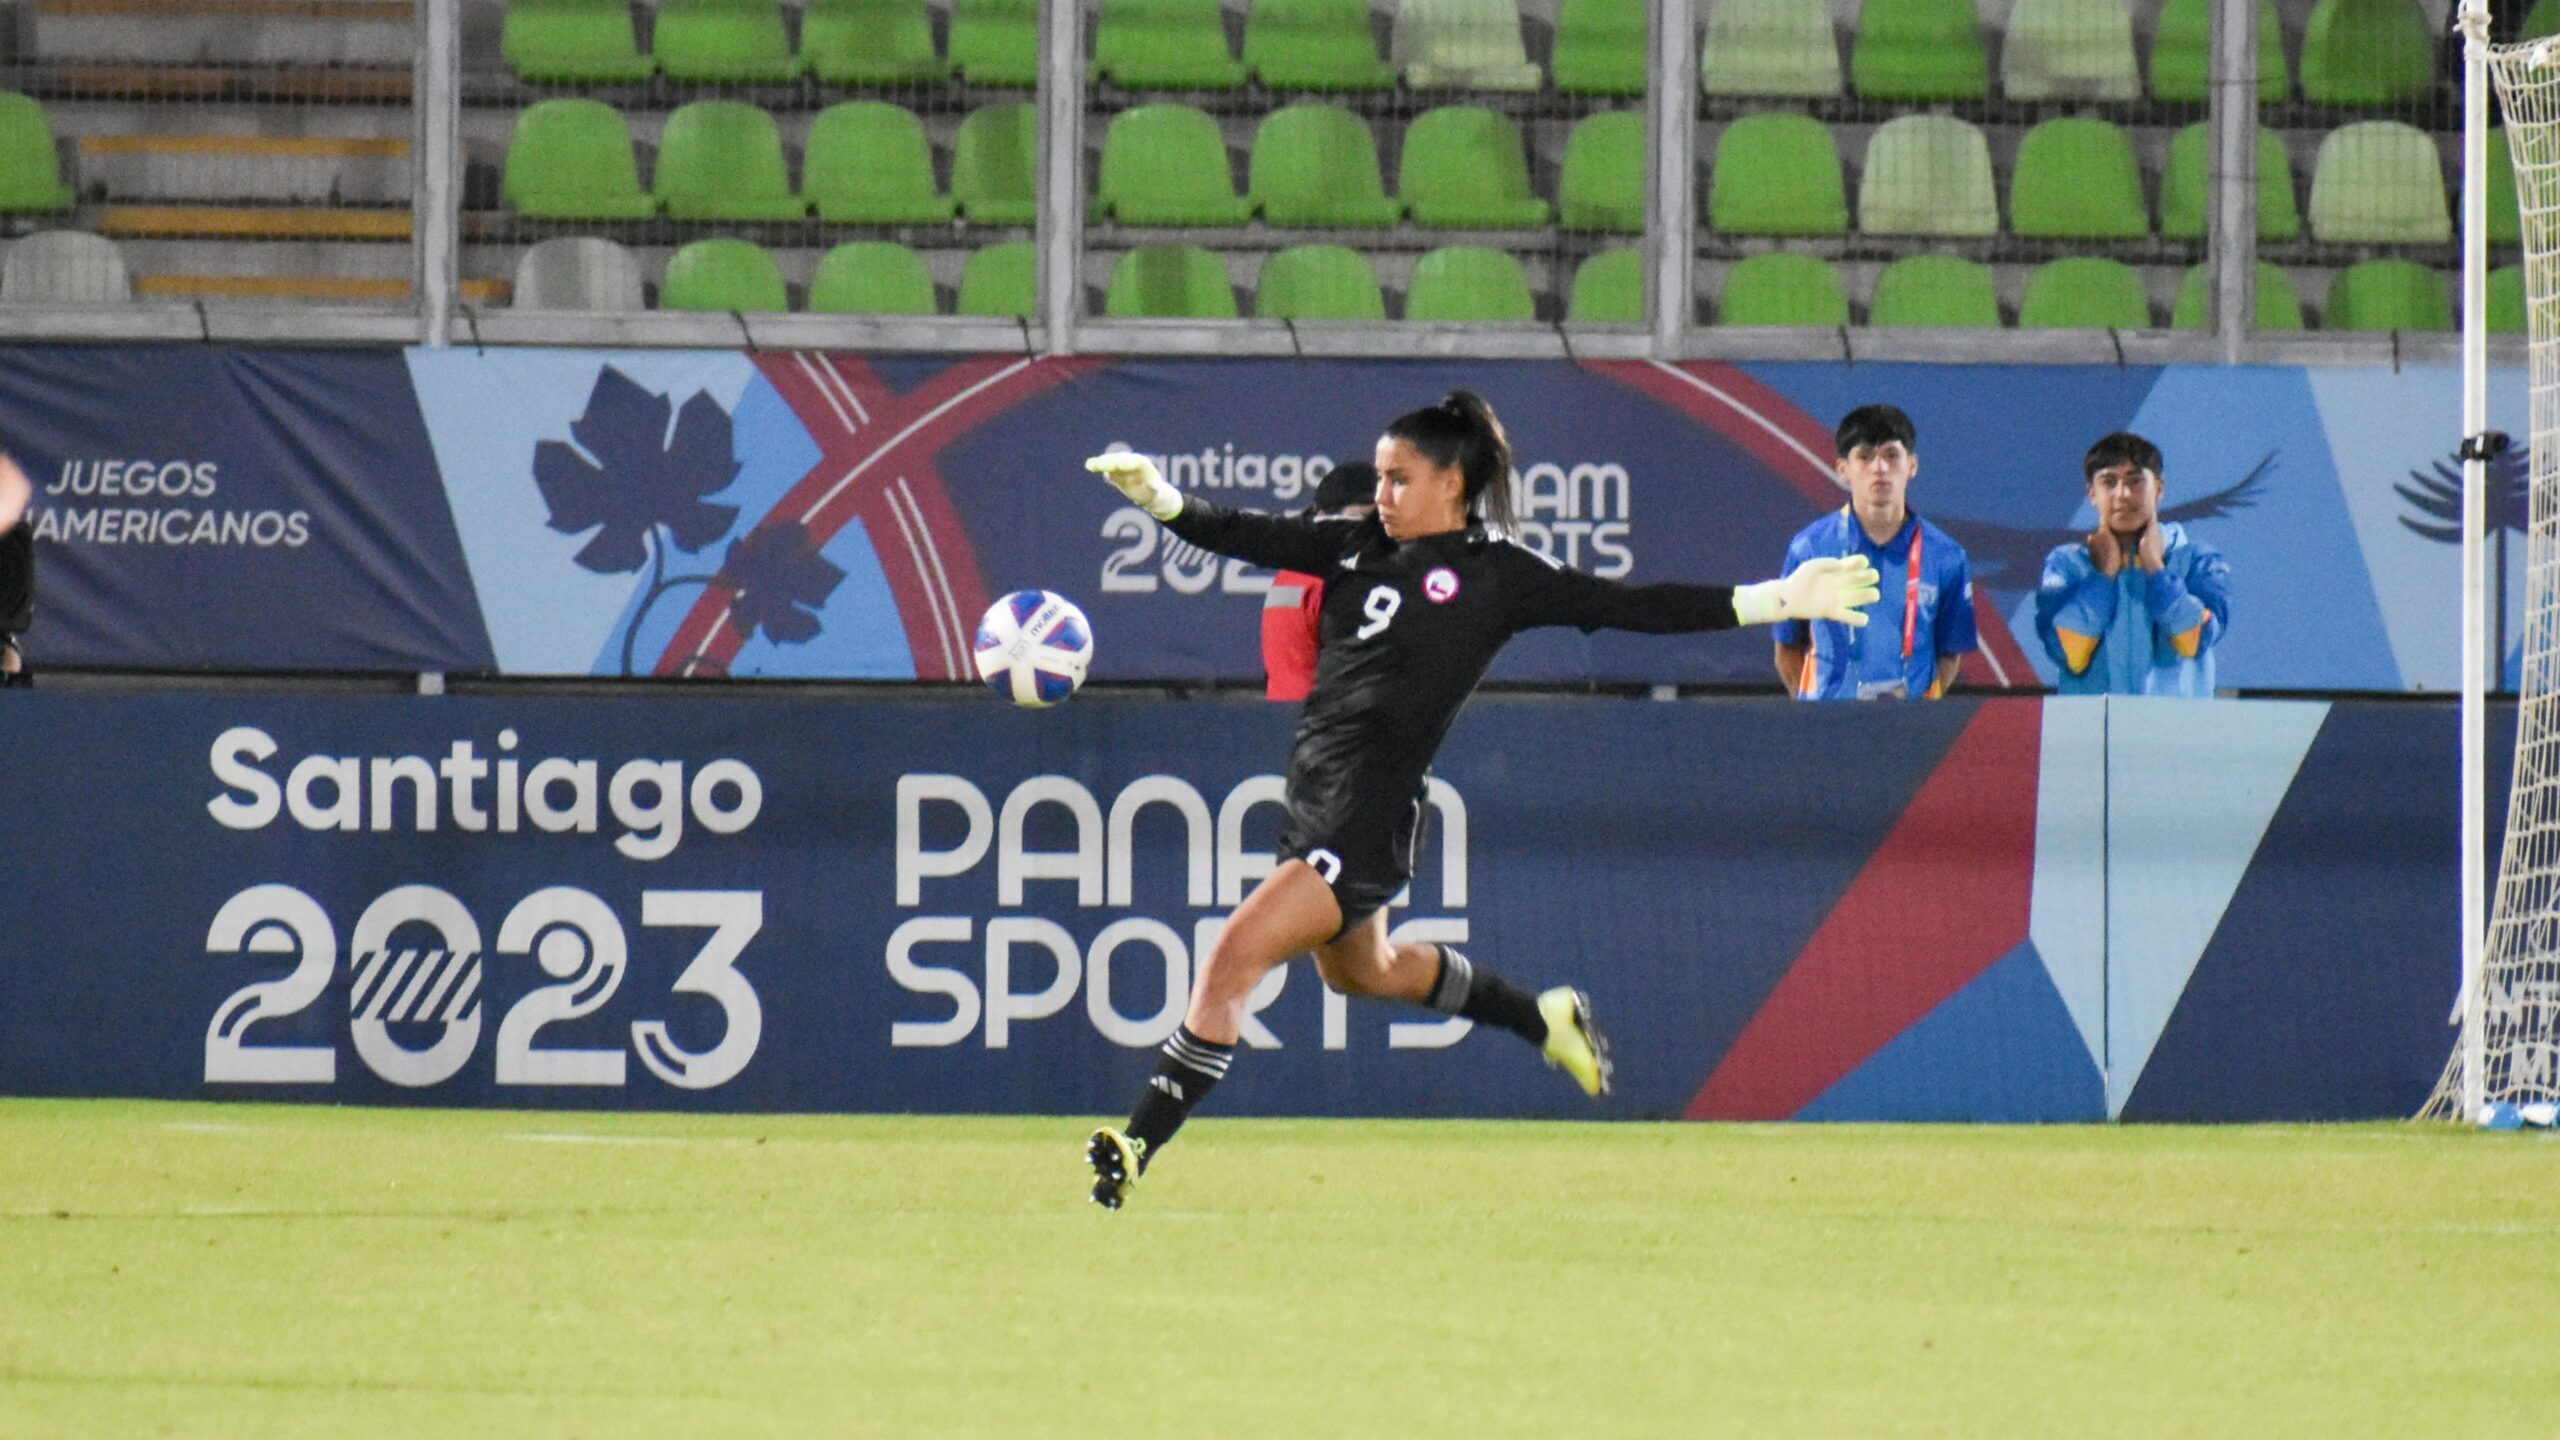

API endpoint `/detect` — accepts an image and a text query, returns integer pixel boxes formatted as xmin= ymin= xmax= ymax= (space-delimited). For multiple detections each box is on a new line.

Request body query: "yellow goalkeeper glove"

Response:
xmin=1085 ymin=451 xmax=1183 ymax=522
xmin=1731 ymin=555 xmax=1883 ymax=627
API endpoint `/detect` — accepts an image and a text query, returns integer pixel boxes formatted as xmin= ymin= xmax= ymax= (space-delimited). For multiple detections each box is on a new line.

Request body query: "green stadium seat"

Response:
xmin=1708 ymin=113 xmax=1847 ymax=236
xmin=2489 ymin=263 xmax=2526 ymax=335
xmin=2169 ymin=263 xmax=2306 ymax=331
xmin=2000 ymin=0 xmax=2138 ymax=100
xmin=950 ymin=0 xmax=1040 ymax=85
xmin=1244 ymin=0 xmax=1396 ymax=89
xmin=2161 ymin=123 xmax=2301 ymax=241
xmin=1566 ymin=247 xmax=1643 ymax=322
xmin=953 ymin=103 xmax=1037 ymax=225
xmin=1701 ymin=0 xmax=1841 ymax=97
xmin=503 ymin=99 xmax=656 ymax=220
xmin=660 ymin=238 xmax=788 ymax=311
xmin=1391 ymin=0 xmax=1545 ymax=89
xmin=510 ymin=235 xmax=645 ymax=310
xmin=652 ymin=0 xmax=804 ymax=81
xmin=0 ymin=94 xmax=71 ymax=214
xmin=1403 ymin=245 xmax=1535 ymax=320
xmin=2017 ymin=256 xmax=2150 ymax=328
xmin=1559 ymin=111 xmax=1644 ymax=234
xmin=2324 ymin=258 xmax=2451 ymax=331
xmin=800 ymin=0 xmax=950 ymax=84
xmin=502 ymin=0 xmax=656 ymax=83
xmin=2299 ymin=0 xmax=2434 ymax=107
xmin=1850 ymin=0 xmax=1989 ymax=101
xmin=1552 ymin=0 xmax=1646 ymax=95
xmin=1107 ymin=245 xmax=1239 ymax=318
xmin=1399 ymin=105 xmax=1552 ymax=228
xmin=1 ymin=230 xmax=129 ymax=303
xmin=2150 ymin=0 xmax=2283 ymax=103
xmin=2308 ymin=120 xmax=2451 ymax=245
xmin=1256 ymin=243 xmax=1388 ymax=318
xmin=1868 ymin=254 xmax=2000 ymax=327
xmin=1717 ymin=252 xmax=1849 ymax=325
xmin=1093 ymin=0 xmax=1250 ymax=88
xmin=957 ymin=241 xmax=1037 ymax=316
xmin=2008 ymin=117 xmax=2147 ymax=240
xmin=809 ymin=242 xmax=938 ymax=315
xmin=2492 ymin=129 xmax=2523 ymax=248
xmin=804 ymin=103 xmax=955 ymax=224
xmin=1858 ymin=114 xmax=1996 ymax=237
xmin=1249 ymin=104 xmax=1403 ymax=226
xmin=1096 ymin=105 xmax=1252 ymax=226
xmin=654 ymin=101 xmax=806 ymax=221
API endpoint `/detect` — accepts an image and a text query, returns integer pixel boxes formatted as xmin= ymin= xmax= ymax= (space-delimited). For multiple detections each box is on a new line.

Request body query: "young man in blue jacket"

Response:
xmin=2034 ymin=431 xmax=2232 ymax=696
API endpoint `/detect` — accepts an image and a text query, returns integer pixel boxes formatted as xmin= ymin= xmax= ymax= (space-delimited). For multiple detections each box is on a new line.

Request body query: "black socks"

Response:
xmin=1124 ymin=1024 xmax=1235 ymax=1166
xmin=1427 ymin=945 xmax=1548 ymax=1045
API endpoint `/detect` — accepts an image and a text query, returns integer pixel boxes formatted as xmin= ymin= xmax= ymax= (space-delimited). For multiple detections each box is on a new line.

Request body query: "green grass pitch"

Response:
xmin=4 ymin=1100 xmax=2559 ymax=1439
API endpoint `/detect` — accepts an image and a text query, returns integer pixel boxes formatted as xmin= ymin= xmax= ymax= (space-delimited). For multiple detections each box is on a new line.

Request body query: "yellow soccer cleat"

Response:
xmin=1087 ymin=1127 xmax=1146 ymax=1210
xmin=1538 ymin=987 xmax=1613 ymax=1098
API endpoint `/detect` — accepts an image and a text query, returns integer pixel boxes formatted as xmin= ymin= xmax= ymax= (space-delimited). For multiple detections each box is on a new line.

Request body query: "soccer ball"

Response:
xmin=973 ymin=590 xmax=1094 ymax=707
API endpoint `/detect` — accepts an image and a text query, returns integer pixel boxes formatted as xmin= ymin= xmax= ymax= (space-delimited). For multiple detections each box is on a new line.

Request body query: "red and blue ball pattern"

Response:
xmin=973 ymin=590 xmax=1093 ymax=707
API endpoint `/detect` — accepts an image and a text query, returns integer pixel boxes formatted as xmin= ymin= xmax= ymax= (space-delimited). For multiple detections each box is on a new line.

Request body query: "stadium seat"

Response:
xmin=660 ymin=238 xmax=788 ymax=312
xmin=1566 ymin=247 xmax=1643 ymax=322
xmin=1249 ymin=105 xmax=1403 ymax=227
xmin=2000 ymin=0 xmax=2138 ymax=100
xmin=2017 ymin=256 xmax=2149 ymax=328
xmin=1708 ymin=112 xmax=1847 ymax=236
xmin=652 ymin=0 xmax=804 ymax=81
xmin=1552 ymin=0 xmax=1646 ymax=95
xmin=950 ymin=0 xmax=1040 ymax=85
xmin=1400 ymin=105 xmax=1552 ymax=228
xmin=654 ymin=101 xmax=807 ymax=221
xmin=1867 ymin=254 xmax=2000 ymax=327
xmin=800 ymin=0 xmax=950 ymax=84
xmin=1858 ymin=114 xmax=1996 ymax=237
xmin=502 ymin=99 xmax=656 ymax=220
xmin=957 ymin=241 xmax=1037 ymax=316
xmin=1559 ymin=111 xmax=1644 ymax=233
xmin=509 ymin=235 xmax=645 ymax=309
xmin=1243 ymin=0 xmax=1396 ymax=89
xmin=1717 ymin=251 xmax=1849 ymax=325
xmin=2299 ymin=0 xmax=2434 ymax=107
xmin=2308 ymin=121 xmax=2452 ymax=245
xmin=2489 ymin=263 xmax=2527 ymax=335
xmin=1391 ymin=0 xmax=1545 ymax=90
xmin=1107 ymin=245 xmax=1239 ymax=318
xmin=2161 ymin=123 xmax=2301 ymax=241
xmin=1849 ymin=0 xmax=1989 ymax=101
xmin=2150 ymin=0 xmax=2283 ymax=103
xmin=1403 ymin=245 xmax=1535 ymax=320
xmin=2323 ymin=258 xmax=2451 ymax=331
xmin=0 ymin=94 xmax=71 ymax=215
xmin=0 ymin=230 xmax=128 ymax=302
xmin=1093 ymin=0 xmax=1249 ymax=89
xmin=2492 ymin=129 xmax=2523 ymax=248
xmin=1096 ymin=105 xmax=1251 ymax=226
xmin=809 ymin=241 xmax=938 ymax=315
xmin=953 ymin=103 xmax=1038 ymax=225
xmin=502 ymin=0 xmax=656 ymax=82
xmin=1256 ymin=243 xmax=1388 ymax=318
xmin=804 ymin=103 xmax=956 ymax=224
xmin=2169 ymin=262 xmax=2306 ymax=331
xmin=2009 ymin=117 xmax=2147 ymax=240
xmin=1701 ymin=0 xmax=1841 ymax=96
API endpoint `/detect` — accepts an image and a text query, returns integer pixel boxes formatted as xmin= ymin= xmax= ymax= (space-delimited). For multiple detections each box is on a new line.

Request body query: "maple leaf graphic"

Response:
xmin=719 ymin=521 xmax=846 ymax=646
xmin=533 ymin=366 xmax=741 ymax=575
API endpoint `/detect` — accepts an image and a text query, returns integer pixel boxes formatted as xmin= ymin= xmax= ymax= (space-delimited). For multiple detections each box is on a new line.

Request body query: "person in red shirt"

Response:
xmin=1261 ymin=461 xmax=1377 ymax=701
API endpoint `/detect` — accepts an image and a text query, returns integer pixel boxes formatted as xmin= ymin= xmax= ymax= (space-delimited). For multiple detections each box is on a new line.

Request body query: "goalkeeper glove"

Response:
xmin=1085 ymin=451 xmax=1183 ymax=522
xmin=1731 ymin=555 xmax=1883 ymax=627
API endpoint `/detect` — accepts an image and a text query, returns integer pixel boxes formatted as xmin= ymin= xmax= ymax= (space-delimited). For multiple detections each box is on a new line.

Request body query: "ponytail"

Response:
xmin=1383 ymin=389 xmax=1517 ymax=533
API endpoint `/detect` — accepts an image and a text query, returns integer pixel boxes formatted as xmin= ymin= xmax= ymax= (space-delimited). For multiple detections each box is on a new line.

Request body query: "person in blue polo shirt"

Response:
xmin=2034 ymin=430 xmax=2231 ymax=697
xmin=1773 ymin=404 xmax=1978 ymax=701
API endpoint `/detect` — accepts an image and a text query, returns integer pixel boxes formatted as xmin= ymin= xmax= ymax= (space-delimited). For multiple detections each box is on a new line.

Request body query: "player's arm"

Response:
xmin=2151 ymin=543 xmax=2230 ymax=661
xmin=1770 ymin=533 xmax=1815 ymax=692
xmin=1502 ymin=546 xmax=1878 ymax=635
xmin=1085 ymin=452 xmax=1343 ymax=574
xmin=1774 ymin=640 xmax=1811 ymax=694
xmin=1928 ymin=556 xmax=1979 ymax=698
xmin=0 ymin=451 xmax=28 ymax=533
xmin=2033 ymin=544 xmax=2115 ymax=677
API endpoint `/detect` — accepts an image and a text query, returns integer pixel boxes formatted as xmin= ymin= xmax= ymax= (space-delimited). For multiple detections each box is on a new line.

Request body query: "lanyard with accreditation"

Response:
xmin=1799 ymin=507 xmax=1924 ymax=700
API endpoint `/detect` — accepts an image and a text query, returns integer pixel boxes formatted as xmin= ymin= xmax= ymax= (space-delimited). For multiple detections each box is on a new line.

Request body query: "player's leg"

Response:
xmin=1088 ymin=859 xmax=1341 ymax=1209
xmin=1314 ymin=920 xmax=1613 ymax=1098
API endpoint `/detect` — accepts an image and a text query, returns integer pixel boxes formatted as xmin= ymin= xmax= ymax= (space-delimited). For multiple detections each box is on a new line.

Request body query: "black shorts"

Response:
xmin=1278 ymin=784 xmax=1426 ymax=939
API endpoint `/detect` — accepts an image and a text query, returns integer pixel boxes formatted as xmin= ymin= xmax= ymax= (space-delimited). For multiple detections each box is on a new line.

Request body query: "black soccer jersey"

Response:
xmin=1165 ymin=497 xmax=1740 ymax=918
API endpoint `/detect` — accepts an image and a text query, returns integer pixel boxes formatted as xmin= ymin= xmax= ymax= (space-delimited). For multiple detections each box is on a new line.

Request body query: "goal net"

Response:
xmin=2426 ymin=28 xmax=2560 ymax=1123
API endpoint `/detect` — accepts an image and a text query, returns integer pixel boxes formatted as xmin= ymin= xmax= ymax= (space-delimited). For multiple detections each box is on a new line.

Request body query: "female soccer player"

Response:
xmin=1082 ymin=392 xmax=1878 ymax=1209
